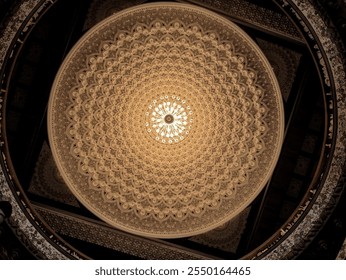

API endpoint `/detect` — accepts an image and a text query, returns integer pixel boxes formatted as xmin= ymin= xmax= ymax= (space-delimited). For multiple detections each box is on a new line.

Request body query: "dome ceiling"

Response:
xmin=48 ymin=3 xmax=284 ymax=238
xmin=0 ymin=0 xmax=345 ymax=259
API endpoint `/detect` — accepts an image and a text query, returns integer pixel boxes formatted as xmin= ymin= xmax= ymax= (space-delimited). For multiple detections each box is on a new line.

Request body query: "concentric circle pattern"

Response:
xmin=48 ymin=3 xmax=284 ymax=238
xmin=146 ymin=95 xmax=193 ymax=144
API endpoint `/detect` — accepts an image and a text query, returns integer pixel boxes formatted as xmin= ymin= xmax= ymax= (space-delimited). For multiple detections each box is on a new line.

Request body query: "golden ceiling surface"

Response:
xmin=48 ymin=3 xmax=284 ymax=238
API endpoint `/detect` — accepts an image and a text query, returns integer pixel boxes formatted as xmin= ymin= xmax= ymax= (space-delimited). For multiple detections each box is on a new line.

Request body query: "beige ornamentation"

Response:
xmin=48 ymin=3 xmax=284 ymax=238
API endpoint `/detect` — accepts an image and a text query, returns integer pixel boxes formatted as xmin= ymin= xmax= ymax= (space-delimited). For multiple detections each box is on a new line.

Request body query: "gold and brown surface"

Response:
xmin=48 ymin=3 xmax=284 ymax=238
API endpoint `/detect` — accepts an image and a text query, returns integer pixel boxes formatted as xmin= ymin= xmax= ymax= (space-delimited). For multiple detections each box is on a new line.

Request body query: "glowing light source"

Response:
xmin=146 ymin=96 xmax=193 ymax=144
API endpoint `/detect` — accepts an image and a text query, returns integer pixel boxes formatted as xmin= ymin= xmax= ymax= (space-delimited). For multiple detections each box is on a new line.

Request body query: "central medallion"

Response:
xmin=164 ymin=114 xmax=174 ymax=124
xmin=145 ymin=95 xmax=193 ymax=144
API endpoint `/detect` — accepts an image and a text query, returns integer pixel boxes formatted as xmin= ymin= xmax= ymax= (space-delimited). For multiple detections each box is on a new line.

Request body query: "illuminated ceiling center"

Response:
xmin=47 ymin=3 xmax=284 ymax=238
xmin=146 ymin=96 xmax=193 ymax=144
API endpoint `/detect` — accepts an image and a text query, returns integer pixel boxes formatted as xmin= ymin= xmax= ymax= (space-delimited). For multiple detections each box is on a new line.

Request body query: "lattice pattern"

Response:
xmin=48 ymin=3 xmax=284 ymax=238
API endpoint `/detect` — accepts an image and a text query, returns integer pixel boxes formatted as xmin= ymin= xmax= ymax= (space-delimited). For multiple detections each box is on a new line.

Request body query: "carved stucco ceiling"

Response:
xmin=48 ymin=3 xmax=284 ymax=238
xmin=1 ymin=0 xmax=345 ymax=260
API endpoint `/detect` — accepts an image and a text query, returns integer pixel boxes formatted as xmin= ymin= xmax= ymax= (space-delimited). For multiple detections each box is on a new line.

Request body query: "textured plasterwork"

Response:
xmin=0 ymin=0 xmax=76 ymax=260
xmin=258 ymin=0 xmax=346 ymax=259
xmin=336 ymin=237 xmax=346 ymax=260
xmin=0 ymin=0 xmax=345 ymax=259
xmin=83 ymin=0 xmax=147 ymax=30
xmin=28 ymin=142 xmax=80 ymax=207
xmin=84 ymin=0 xmax=303 ymax=42
xmin=189 ymin=207 xmax=251 ymax=253
xmin=48 ymin=3 xmax=284 ymax=238
xmin=34 ymin=205 xmax=212 ymax=260
xmin=184 ymin=0 xmax=303 ymax=42
xmin=0 ymin=168 xmax=71 ymax=259
xmin=256 ymin=38 xmax=301 ymax=102
xmin=0 ymin=1 xmax=44 ymax=66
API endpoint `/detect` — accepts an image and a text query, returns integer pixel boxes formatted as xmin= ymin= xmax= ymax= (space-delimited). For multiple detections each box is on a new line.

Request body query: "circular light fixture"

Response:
xmin=48 ymin=3 xmax=284 ymax=238
xmin=146 ymin=96 xmax=193 ymax=144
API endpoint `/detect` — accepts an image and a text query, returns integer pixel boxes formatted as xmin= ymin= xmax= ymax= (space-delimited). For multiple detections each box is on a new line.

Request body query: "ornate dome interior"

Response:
xmin=0 ymin=0 xmax=345 ymax=260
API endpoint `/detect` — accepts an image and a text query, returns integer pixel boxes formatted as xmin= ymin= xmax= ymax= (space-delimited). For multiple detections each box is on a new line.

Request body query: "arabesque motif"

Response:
xmin=48 ymin=3 xmax=284 ymax=238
